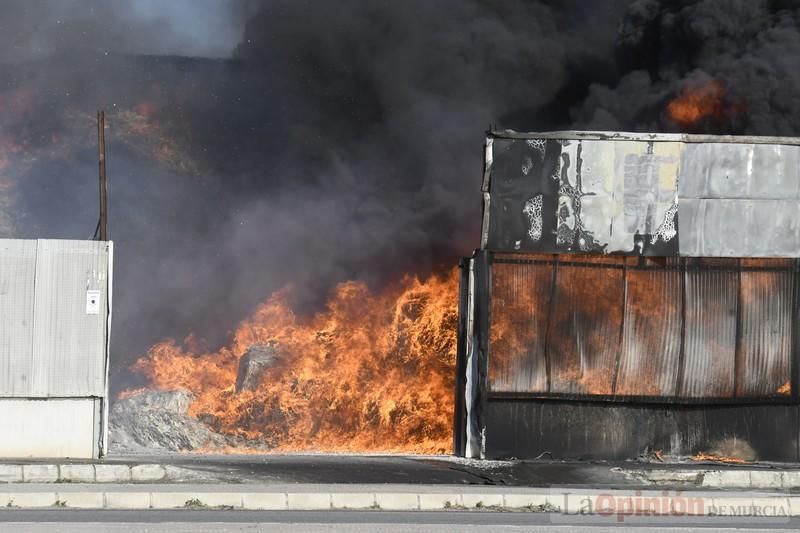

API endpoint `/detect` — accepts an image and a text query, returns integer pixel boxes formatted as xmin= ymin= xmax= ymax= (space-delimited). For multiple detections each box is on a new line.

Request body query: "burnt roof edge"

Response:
xmin=489 ymin=129 xmax=800 ymax=146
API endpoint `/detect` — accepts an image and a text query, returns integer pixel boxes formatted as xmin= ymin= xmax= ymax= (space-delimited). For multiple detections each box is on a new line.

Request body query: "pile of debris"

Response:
xmin=110 ymin=343 xmax=280 ymax=453
xmin=109 ymin=389 xmax=228 ymax=453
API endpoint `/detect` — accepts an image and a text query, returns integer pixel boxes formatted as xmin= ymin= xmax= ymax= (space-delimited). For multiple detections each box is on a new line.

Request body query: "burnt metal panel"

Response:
xmin=483 ymin=131 xmax=800 ymax=257
xmin=488 ymin=259 xmax=553 ymax=393
xmin=484 ymin=399 xmax=800 ymax=461
xmin=679 ymin=263 xmax=738 ymax=398
xmin=615 ymin=260 xmax=683 ymax=396
xmin=546 ymin=259 xmax=624 ymax=395
xmin=485 ymin=137 xmax=679 ymax=256
xmin=486 ymin=138 xmax=561 ymax=252
xmin=736 ymin=260 xmax=794 ymax=397
xmin=490 ymin=130 xmax=800 ymax=145
xmin=484 ymin=253 xmax=794 ymax=402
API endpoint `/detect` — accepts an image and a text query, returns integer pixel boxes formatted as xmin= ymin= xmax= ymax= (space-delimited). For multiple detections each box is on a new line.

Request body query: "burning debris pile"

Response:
xmin=115 ymin=270 xmax=458 ymax=454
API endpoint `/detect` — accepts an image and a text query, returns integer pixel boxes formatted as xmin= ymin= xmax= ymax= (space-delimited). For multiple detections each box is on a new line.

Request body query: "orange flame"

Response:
xmin=691 ymin=451 xmax=752 ymax=464
xmin=127 ymin=270 xmax=459 ymax=453
xmin=667 ymin=80 xmax=726 ymax=127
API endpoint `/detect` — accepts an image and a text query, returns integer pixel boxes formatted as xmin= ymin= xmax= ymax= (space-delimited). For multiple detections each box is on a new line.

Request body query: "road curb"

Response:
xmin=0 ymin=486 xmax=796 ymax=516
xmin=623 ymin=467 xmax=800 ymax=489
xmin=0 ymin=464 xmax=167 ymax=484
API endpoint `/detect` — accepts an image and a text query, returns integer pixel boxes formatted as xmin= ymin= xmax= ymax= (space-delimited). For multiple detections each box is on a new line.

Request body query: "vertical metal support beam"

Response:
xmin=99 ymin=240 xmax=114 ymax=457
xmin=479 ymin=136 xmax=493 ymax=249
xmin=610 ymin=258 xmax=628 ymax=395
xmin=791 ymin=260 xmax=800 ymax=462
xmin=543 ymin=254 xmax=559 ymax=393
xmin=452 ymin=259 xmax=469 ymax=457
xmin=464 ymin=257 xmax=479 ymax=458
xmin=472 ymin=250 xmax=491 ymax=458
xmin=791 ymin=259 xmax=800 ymax=402
xmin=675 ymin=257 xmax=688 ymax=398
xmin=733 ymin=258 xmax=744 ymax=397
xmin=97 ymin=110 xmax=108 ymax=242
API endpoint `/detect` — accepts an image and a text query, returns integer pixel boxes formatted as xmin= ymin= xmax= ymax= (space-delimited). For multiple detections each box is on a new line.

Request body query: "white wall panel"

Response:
xmin=0 ymin=240 xmax=36 ymax=396
xmin=30 ymin=240 xmax=109 ymax=397
xmin=0 ymin=398 xmax=99 ymax=458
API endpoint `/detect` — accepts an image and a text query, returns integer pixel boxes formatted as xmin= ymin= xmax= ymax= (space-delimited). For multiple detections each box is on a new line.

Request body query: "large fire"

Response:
xmin=667 ymin=80 xmax=726 ymax=127
xmin=127 ymin=269 xmax=459 ymax=454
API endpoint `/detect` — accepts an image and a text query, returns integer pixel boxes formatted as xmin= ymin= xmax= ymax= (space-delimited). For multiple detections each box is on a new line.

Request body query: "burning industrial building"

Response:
xmin=2 ymin=0 xmax=800 ymax=458
xmin=458 ymin=129 xmax=800 ymax=462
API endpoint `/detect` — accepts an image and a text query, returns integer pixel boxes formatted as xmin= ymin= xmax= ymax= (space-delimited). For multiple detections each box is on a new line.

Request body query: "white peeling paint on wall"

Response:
xmin=486 ymin=131 xmax=800 ymax=257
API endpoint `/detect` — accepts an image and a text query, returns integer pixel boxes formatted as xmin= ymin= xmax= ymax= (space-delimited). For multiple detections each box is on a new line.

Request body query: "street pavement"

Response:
xmin=1 ymin=509 xmax=800 ymax=532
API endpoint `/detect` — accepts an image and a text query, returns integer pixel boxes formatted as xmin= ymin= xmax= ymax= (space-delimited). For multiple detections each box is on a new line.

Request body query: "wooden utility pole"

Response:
xmin=97 ymin=110 xmax=108 ymax=241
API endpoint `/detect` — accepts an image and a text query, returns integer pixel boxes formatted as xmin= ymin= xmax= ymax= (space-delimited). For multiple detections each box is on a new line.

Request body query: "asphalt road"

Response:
xmin=0 ymin=510 xmax=799 ymax=532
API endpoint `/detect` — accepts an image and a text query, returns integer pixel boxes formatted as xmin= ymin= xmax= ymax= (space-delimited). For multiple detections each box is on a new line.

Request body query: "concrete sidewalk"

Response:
xmin=0 ymin=483 xmax=796 ymax=517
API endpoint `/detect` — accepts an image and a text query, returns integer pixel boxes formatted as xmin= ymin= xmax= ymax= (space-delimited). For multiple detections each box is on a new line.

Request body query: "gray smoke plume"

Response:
xmin=0 ymin=0 xmax=251 ymax=62
xmin=2 ymin=0 xmax=799 ymax=392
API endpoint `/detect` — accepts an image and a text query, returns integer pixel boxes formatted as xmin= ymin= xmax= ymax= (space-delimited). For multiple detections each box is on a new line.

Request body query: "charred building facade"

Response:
xmin=455 ymin=130 xmax=800 ymax=461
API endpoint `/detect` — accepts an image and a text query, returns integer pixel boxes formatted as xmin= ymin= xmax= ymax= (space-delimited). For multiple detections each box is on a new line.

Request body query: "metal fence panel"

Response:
xmin=486 ymin=254 xmax=794 ymax=402
xmin=615 ymin=264 xmax=683 ymax=396
xmin=489 ymin=260 xmax=553 ymax=392
xmin=547 ymin=260 xmax=623 ymax=395
xmin=30 ymin=240 xmax=109 ymax=397
xmin=679 ymin=266 xmax=738 ymax=398
xmin=737 ymin=262 xmax=794 ymax=397
xmin=0 ymin=240 xmax=37 ymax=396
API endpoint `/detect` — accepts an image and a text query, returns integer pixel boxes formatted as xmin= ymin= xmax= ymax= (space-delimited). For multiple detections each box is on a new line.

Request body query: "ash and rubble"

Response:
xmin=110 ymin=343 xmax=279 ymax=453
xmin=109 ymin=389 xmax=229 ymax=453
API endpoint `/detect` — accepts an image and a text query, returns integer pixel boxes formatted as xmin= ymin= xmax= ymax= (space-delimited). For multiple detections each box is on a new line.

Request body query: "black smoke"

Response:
xmin=575 ymin=0 xmax=800 ymax=134
xmin=1 ymin=0 xmax=799 ymax=392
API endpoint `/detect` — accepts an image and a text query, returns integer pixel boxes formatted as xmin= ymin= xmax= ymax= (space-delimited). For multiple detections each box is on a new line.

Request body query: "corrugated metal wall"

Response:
xmin=0 ymin=239 xmax=111 ymax=458
xmin=0 ymin=239 xmax=109 ymax=398
xmin=615 ymin=264 xmax=682 ymax=396
xmin=488 ymin=253 xmax=795 ymax=400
